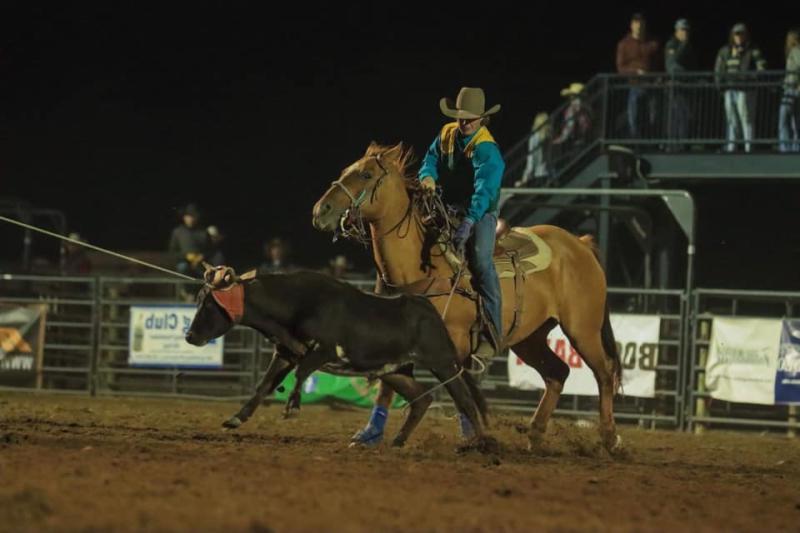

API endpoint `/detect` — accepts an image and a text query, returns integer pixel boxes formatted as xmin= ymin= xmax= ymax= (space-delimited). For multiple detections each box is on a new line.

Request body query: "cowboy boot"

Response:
xmin=473 ymin=321 xmax=501 ymax=371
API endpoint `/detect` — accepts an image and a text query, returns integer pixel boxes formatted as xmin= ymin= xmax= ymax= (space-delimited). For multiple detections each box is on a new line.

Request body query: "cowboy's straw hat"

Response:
xmin=560 ymin=82 xmax=585 ymax=98
xmin=440 ymin=87 xmax=501 ymax=120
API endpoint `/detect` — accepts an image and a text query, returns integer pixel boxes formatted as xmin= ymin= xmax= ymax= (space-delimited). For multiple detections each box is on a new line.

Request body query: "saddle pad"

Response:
xmin=494 ymin=227 xmax=552 ymax=279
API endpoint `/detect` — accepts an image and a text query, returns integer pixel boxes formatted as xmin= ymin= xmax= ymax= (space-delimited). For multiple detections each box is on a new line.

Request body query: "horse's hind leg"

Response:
xmin=511 ymin=319 xmax=570 ymax=450
xmin=378 ymin=373 xmax=432 ymax=448
xmin=562 ymin=326 xmax=620 ymax=453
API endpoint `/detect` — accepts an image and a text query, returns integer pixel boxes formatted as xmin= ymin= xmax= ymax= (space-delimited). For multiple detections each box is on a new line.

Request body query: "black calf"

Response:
xmin=186 ymin=269 xmax=489 ymax=447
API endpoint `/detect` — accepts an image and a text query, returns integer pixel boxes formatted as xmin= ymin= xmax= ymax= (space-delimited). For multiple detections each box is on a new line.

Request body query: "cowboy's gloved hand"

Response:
xmin=452 ymin=218 xmax=474 ymax=255
xmin=420 ymin=176 xmax=436 ymax=194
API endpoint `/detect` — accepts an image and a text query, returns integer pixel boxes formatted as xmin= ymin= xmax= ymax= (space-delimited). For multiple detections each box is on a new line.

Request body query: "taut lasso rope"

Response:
xmin=0 ymin=215 xmax=199 ymax=282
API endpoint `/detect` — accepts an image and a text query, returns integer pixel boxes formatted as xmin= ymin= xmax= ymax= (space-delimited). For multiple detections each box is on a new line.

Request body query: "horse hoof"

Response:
xmin=349 ymin=426 xmax=384 ymax=448
xmin=527 ymin=430 xmax=545 ymax=452
xmin=222 ymin=416 xmax=242 ymax=430
xmin=457 ymin=435 xmax=499 ymax=455
xmin=390 ymin=437 xmax=406 ymax=448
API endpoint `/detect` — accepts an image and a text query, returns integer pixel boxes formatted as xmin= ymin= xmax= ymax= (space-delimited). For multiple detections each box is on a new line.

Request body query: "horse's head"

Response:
xmin=312 ymin=142 xmax=411 ymax=233
xmin=185 ymin=263 xmax=248 ymax=346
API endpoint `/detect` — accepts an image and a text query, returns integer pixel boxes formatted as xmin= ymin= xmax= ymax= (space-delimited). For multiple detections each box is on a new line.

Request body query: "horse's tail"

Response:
xmin=462 ymin=370 xmax=489 ymax=427
xmin=579 ymin=234 xmax=623 ymax=393
xmin=601 ymin=302 xmax=623 ymax=393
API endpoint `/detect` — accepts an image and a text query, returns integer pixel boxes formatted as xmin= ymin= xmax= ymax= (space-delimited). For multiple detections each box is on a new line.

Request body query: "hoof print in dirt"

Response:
xmin=222 ymin=417 xmax=242 ymax=430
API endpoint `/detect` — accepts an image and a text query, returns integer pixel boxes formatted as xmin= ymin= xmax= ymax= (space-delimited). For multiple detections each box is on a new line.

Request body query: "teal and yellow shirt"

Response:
xmin=418 ymin=122 xmax=505 ymax=223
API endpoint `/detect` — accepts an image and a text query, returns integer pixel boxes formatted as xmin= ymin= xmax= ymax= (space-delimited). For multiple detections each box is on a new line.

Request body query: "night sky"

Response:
xmin=1 ymin=3 xmax=797 ymax=287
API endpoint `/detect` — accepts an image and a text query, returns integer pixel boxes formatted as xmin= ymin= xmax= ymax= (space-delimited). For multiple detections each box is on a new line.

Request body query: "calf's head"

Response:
xmin=185 ymin=264 xmax=246 ymax=346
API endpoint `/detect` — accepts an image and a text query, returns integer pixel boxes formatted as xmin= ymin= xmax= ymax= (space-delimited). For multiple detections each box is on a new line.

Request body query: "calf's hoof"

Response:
xmin=222 ymin=416 xmax=242 ymax=430
xmin=282 ymin=407 xmax=300 ymax=420
xmin=390 ymin=436 xmax=407 ymax=448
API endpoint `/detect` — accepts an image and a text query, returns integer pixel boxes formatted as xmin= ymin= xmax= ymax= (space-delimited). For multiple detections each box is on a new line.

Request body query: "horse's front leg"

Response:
xmin=223 ymin=345 xmax=296 ymax=429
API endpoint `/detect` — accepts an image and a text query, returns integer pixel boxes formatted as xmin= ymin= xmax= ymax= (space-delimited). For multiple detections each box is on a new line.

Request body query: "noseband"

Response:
xmin=326 ymin=153 xmax=390 ymax=244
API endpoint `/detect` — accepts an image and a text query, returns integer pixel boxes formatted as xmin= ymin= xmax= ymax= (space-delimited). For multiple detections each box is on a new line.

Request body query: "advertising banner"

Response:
xmin=129 ymin=305 xmax=223 ymax=368
xmin=507 ymin=314 xmax=660 ymax=398
xmin=705 ymin=317 xmax=782 ymax=405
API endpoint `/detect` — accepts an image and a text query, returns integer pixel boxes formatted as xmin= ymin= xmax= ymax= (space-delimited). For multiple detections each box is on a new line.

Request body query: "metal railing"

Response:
xmin=503 ymin=70 xmax=798 ymax=188
xmin=688 ymin=288 xmax=800 ymax=435
xmin=2 ymin=273 xmax=798 ymax=434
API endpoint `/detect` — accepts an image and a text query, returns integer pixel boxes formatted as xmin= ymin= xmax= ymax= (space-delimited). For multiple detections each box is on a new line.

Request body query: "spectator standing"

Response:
xmin=665 ymin=18 xmax=697 ymax=149
xmin=616 ymin=12 xmax=660 ymax=138
xmin=61 ymin=232 xmax=92 ymax=275
xmin=327 ymin=255 xmax=355 ymax=279
xmin=516 ymin=112 xmax=550 ymax=187
xmin=552 ymin=83 xmax=593 ymax=149
xmin=715 ymin=22 xmax=767 ymax=153
xmin=168 ymin=203 xmax=209 ymax=277
xmin=258 ymin=238 xmax=293 ymax=274
xmin=778 ymin=28 xmax=800 ymax=153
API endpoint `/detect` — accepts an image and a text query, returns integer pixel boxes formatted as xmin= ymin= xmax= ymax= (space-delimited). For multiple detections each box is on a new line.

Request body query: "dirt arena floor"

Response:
xmin=1 ymin=392 xmax=799 ymax=532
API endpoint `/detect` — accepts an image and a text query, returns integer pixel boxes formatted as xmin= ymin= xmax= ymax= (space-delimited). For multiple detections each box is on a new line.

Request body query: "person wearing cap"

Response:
xmin=616 ymin=13 xmax=660 ymax=138
xmin=516 ymin=112 xmax=550 ymax=187
xmin=418 ymin=86 xmax=505 ymax=362
xmin=714 ymin=22 xmax=767 ymax=153
xmin=168 ymin=203 xmax=209 ymax=276
xmin=778 ymin=28 xmax=800 ymax=153
xmin=665 ymin=19 xmax=697 ymax=148
xmin=552 ymin=83 xmax=592 ymax=147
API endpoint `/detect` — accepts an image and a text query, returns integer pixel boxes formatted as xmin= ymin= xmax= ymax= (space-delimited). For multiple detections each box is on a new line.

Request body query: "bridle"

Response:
xmin=325 ymin=153 xmax=391 ymax=244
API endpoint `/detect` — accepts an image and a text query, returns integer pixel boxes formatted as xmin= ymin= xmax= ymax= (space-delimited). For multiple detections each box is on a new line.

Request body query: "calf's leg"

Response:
xmin=377 ymin=372 xmax=431 ymax=448
xmin=224 ymin=345 xmax=295 ymax=429
xmin=283 ymin=345 xmax=338 ymax=419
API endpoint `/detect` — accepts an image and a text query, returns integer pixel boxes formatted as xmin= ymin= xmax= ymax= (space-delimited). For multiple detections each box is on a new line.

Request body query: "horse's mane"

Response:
xmin=364 ymin=142 xmax=422 ymax=198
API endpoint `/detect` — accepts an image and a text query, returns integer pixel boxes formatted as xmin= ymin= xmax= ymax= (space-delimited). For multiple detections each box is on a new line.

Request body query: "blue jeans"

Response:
xmin=627 ymin=87 xmax=656 ymax=138
xmin=778 ymin=90 xmax=799 ymax=153
xmin=466 ymin=212 xmax=502 ymax=341
xmin=724 ymin=90 xmax=755 ymax=152
xmin=668 ymin=91 xmax=690 ymax=145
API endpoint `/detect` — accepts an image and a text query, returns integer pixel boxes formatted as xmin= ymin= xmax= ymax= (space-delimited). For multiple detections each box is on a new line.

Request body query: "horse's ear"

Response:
xmin=383 ymin=142 xmax=404 ymax=162
xmin=365 ymin=141 xmax=379 ymax=156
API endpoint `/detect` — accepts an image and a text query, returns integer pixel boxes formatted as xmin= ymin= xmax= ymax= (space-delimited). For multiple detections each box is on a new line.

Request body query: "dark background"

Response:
xmin=0 ymin=2 xmax=797 ymax=288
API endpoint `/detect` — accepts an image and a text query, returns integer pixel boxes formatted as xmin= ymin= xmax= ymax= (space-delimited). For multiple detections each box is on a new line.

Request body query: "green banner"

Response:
xmin=273 ymin=371 xmax=406 ymax=408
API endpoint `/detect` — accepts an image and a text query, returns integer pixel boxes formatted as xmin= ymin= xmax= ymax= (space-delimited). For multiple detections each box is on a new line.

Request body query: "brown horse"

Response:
xmin=312 ymin=142 xmax=623 ymax=453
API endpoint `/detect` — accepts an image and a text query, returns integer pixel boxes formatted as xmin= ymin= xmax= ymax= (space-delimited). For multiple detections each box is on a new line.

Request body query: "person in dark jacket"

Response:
xmin=665 ymin=18 xmax=697 ymax=148
xmin=168 ymin=203 xmax=209 ymax=276
xmin=714 ymin=23 xmax=767 ymax=153
xmin=779 ymin=28 xmax=800 ymax=152
xmin=616 ymin=12 xmax=660 ymax=138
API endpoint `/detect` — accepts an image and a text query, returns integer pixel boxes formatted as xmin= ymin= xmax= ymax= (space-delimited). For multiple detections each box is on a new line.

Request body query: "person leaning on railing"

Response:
xmin=665 ymin=18 xmax=697 ymax=149
xmin=515 ymin=112 xmax=550 ymax=187
xmin=778 ymin=28 xmax=800 ymax=153
xmin=714 ymin=22 xmax=766 ymax=153
xmin=616 ymin=12 xmax=660 ymax=139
